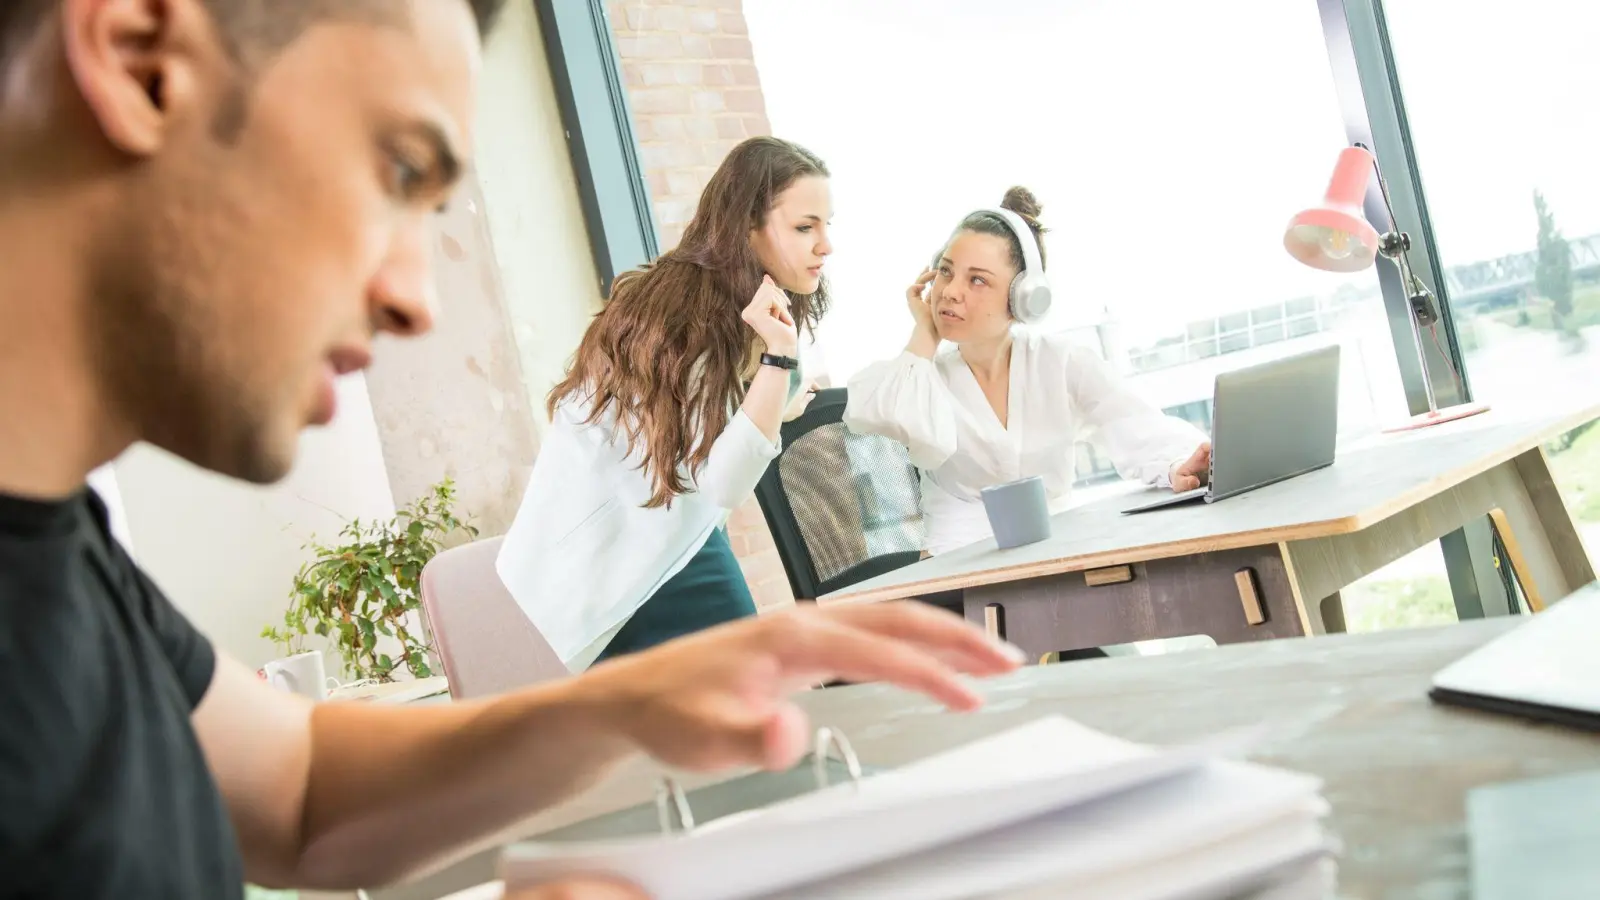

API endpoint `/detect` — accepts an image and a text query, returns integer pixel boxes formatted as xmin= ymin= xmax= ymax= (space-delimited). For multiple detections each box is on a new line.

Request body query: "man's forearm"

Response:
xmin=292 ymin=678 xmax=634 ymax=888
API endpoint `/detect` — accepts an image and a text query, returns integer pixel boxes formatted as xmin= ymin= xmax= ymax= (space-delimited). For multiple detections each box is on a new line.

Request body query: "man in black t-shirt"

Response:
xmin=0 ymin=2 xmax=1024 ymax=898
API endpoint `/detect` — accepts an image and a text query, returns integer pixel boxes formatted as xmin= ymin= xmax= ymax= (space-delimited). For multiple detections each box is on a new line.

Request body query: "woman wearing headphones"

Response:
xmin=498 ymin=137 xmax=828 ymax=672
xmin=845 ymin=187 xmax=1209 ymax=557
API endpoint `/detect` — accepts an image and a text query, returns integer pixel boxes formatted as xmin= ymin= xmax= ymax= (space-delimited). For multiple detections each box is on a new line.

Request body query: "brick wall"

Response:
xmin=608 ymin=0 xmax=795 ymax=611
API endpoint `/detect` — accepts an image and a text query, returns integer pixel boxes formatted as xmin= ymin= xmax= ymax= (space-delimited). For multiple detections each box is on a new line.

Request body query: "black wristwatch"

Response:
xmin=760 ymin=352 xmax=800 ymax=371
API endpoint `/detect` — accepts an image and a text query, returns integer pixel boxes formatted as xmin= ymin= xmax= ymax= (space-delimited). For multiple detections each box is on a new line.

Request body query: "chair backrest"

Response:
xmin=419 ymin=535 xmax=569 ymax=700
xmin=754 ymin=388 xmax=925 ymax=601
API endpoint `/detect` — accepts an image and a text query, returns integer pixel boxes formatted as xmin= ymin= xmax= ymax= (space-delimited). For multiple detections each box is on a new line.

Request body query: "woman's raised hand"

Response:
xmin=742 ymin=274 xmax=799 ymax=358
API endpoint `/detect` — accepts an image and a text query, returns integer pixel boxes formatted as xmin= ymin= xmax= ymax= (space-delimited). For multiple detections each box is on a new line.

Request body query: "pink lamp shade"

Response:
xmin=1284 ymin=146 xmax=1382 ymax=273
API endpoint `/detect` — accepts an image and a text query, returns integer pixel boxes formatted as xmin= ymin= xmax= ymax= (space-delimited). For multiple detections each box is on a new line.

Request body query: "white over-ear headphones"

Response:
xmin=984 ymin=207 xmax=1053 ymax=324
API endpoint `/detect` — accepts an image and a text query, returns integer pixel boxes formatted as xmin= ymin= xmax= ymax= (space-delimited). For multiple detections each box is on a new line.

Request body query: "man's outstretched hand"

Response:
xmin=575 ymin=601 xmax=1026 ymax=773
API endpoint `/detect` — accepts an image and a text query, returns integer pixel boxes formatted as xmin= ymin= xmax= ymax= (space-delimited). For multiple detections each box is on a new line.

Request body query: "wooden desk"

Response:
xmin=821 ymin=404 xmax=1600 ymax=661
xmin=373 ymin=619 xmax=1600 ymax=899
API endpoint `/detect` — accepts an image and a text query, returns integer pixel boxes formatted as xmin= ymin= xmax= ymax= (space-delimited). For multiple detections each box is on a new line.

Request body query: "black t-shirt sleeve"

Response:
xmin=132 ymin=565 xmax=217 ymax=709
xmin=84 ymin=490 xmax=218 ymax=709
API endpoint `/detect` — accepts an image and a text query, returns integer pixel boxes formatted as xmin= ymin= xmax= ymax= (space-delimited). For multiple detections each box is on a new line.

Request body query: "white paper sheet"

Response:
xmin=762 ymin=761 xmax=1327 ymax=900
xmin=502 ymin=716 xmax=1301 ymax=900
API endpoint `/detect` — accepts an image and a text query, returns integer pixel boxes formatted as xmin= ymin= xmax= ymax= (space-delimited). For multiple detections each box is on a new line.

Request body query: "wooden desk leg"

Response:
xmin=1275 ymin=449 xmax=1595 ymax=623
xmin=1320 ymin=592 xmax=1348 ymax=634
xmin=1494 ymin=447 xmax=1598 ymax=608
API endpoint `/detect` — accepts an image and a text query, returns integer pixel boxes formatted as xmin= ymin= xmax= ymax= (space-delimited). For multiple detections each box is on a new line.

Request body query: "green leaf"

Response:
xmin=408 ymin=520 xmax=425 ymax=539
xmin=378 ymin=654 xmax=394 ymax=669
xmin=314 ymin=621 xmax=330 ymax=637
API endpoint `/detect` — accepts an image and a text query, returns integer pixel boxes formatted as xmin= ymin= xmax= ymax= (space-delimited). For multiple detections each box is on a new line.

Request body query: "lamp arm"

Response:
xmin=1354 ymin=142 xmax=1440 ymax=414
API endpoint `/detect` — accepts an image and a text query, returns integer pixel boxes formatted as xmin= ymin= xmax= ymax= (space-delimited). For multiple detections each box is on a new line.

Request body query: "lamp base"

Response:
xmin=1382 ymin=401 xmax=1492 ymax=433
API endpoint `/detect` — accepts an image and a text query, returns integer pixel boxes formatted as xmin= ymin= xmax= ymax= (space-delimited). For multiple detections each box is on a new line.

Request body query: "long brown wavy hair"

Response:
xmin=549 ymin=136 xmax=831 ymax=508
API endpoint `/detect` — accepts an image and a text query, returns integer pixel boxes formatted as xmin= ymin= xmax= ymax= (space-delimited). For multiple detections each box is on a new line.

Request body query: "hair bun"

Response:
xmin=1000 ymin=186 xmax=1044 ymax=222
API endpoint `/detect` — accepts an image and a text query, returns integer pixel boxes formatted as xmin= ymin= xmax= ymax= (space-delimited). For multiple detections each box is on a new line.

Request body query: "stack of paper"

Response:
xmin=501 ymin=716 xmax=1332 ymax=899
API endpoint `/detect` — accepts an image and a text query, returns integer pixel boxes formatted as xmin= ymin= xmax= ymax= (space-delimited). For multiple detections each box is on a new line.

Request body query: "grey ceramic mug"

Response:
xmin=980 ymin=475 xmax=1052 ymax=550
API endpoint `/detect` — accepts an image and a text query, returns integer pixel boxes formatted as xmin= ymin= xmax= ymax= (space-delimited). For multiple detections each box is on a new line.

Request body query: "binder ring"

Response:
xmin=812 ymin=726 xmax=863 ymax=791
xmin=652 ymin=725 xmax=864 ymax=836
xmin=655 ymin=777 xmax=696 ymax=835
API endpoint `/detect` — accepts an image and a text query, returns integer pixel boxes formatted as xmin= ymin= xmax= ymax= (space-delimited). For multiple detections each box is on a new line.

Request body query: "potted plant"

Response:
xmin=263 ymin=479 xmax=477 ymax=683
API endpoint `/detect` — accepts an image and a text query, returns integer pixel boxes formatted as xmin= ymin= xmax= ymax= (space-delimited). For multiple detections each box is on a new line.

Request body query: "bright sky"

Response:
xmin=744 ymin=0 xmax=1598 ymax=380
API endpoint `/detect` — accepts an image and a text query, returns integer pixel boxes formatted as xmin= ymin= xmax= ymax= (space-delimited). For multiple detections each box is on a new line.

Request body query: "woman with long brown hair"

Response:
xmin=498 ymin=137 xmax=832 ymax=671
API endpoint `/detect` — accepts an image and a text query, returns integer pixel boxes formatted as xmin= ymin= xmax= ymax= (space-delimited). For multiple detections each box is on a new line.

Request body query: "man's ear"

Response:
xmin=60 ymin=0 xmax=217 ymax=156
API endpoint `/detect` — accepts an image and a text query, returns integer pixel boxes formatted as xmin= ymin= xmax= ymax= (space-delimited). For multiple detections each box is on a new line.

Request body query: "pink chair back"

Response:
xmin=420 ymin=536 xmax=569 ymax=700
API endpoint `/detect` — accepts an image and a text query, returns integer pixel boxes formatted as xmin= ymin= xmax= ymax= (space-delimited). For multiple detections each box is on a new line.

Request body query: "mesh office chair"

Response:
xmin=755 ymin=388 xmax=959 ymax=613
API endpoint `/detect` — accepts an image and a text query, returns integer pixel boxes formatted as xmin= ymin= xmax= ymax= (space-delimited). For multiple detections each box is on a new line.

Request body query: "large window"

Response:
xmin=743 ymin=0 xmax=1461 ymax=629
xmin=1365 ymin=0 xmax=1600 ymax=628
xmin=1385 ymin=0 xmax=1600 ymax=422
xmin=569 ymin=0 xmax=1593 ymax=633
xmin=745 ymin=0 xmax=1411 ymax=481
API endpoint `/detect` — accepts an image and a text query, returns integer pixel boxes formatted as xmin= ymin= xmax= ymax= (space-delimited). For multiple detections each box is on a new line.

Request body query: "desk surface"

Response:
xmin=822 ymin=402 xmax=1600 ymax=606
xmin=377 ymin=616 xmax=1600 ymax=900
xmin=528 ymin=619 xmax=1597 ymax=899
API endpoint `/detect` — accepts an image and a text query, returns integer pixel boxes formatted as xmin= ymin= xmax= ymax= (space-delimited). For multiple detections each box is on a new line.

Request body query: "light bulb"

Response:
xmin=1318 ymin=227 xmax=1354 ymax=261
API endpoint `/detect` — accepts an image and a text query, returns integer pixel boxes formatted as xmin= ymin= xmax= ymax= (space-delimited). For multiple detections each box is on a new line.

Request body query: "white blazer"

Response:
xmin=844 ymin=329 xmax=1206 ymax=556
xmin=497 ymin=395 xmax=780 ymax=670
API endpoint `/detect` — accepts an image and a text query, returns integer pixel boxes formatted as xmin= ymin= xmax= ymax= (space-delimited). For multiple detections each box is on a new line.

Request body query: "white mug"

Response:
xmin=262 ymin=650 xmax=339 ymax=701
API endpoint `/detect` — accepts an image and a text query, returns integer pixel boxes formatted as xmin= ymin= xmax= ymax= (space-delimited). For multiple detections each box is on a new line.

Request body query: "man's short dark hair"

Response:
xmin=0 ymin=0 xmax=506 ymax=70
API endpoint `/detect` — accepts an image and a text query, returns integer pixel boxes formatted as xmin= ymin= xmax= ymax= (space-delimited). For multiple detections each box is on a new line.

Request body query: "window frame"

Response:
xmin=533 ymin=0 xmax=660 ymax=298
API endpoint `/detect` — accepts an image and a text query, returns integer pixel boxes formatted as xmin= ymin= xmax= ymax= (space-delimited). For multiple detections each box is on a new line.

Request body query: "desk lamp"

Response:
xmin=1285 ymin=144 xmax=1490 ymax=431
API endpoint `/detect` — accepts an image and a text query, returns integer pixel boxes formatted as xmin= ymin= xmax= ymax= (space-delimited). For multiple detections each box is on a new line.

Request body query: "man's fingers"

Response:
xmin=780 ymin=617 xmax=988 ymax=711
xmin=820 ymin=602 xmax=1024 ymax=675
xmin=761 ymin=702 xmax=812 ymax=770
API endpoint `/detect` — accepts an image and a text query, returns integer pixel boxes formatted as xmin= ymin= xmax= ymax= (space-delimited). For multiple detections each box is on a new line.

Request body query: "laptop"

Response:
xmin=1430 ymin=583 xmax=1600 ymax=731
xmin=1122 ymin=344 xmax=1341 ymax=515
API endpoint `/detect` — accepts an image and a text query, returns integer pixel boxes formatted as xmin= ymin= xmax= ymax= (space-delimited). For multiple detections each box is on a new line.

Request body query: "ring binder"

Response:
xmin=654 ymin=725 xmax=863 ymax=835
xmin=812 ymin=726 xmax=862 ymax=789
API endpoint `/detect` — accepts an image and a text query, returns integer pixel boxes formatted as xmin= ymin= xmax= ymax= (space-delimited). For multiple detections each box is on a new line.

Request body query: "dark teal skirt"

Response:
xmin=594 ymin=527 xmax=758 ymax=663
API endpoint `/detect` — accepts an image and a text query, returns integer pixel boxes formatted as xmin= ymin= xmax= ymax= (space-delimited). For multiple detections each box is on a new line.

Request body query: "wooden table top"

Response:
xmin=377 ymin=617 xmax=1600 ymax=900
xmin=821 ymin=401 xmax=1600 ymax=606
xmin=795 ymin=618 xmax=1600 ymax=897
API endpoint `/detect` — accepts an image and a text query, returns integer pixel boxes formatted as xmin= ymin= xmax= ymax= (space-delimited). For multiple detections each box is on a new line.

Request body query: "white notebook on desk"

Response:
xmin=500 ymin=716 xmax=1330 ymax=900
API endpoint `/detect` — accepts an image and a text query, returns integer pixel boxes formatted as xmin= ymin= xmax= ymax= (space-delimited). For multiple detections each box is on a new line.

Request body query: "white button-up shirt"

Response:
xmin=844 ymin=329 xmax=1206 ymax=556
xmin=498 ymin=395 xmax=781 ymax=670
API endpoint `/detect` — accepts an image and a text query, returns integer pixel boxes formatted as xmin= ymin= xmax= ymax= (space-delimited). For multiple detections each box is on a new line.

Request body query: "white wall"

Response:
xmin=114 ymin=375 xmax=396 ymax=668
xmin=474 ymin=0 xmax=604 ymax=431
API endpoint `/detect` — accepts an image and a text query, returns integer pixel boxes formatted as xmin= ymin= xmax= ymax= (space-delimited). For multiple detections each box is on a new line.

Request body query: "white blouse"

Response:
xmin=844 ymin=329 xmax=1207 ymax=556
xmin=497 ymin=395 xmax=781 ymax=670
